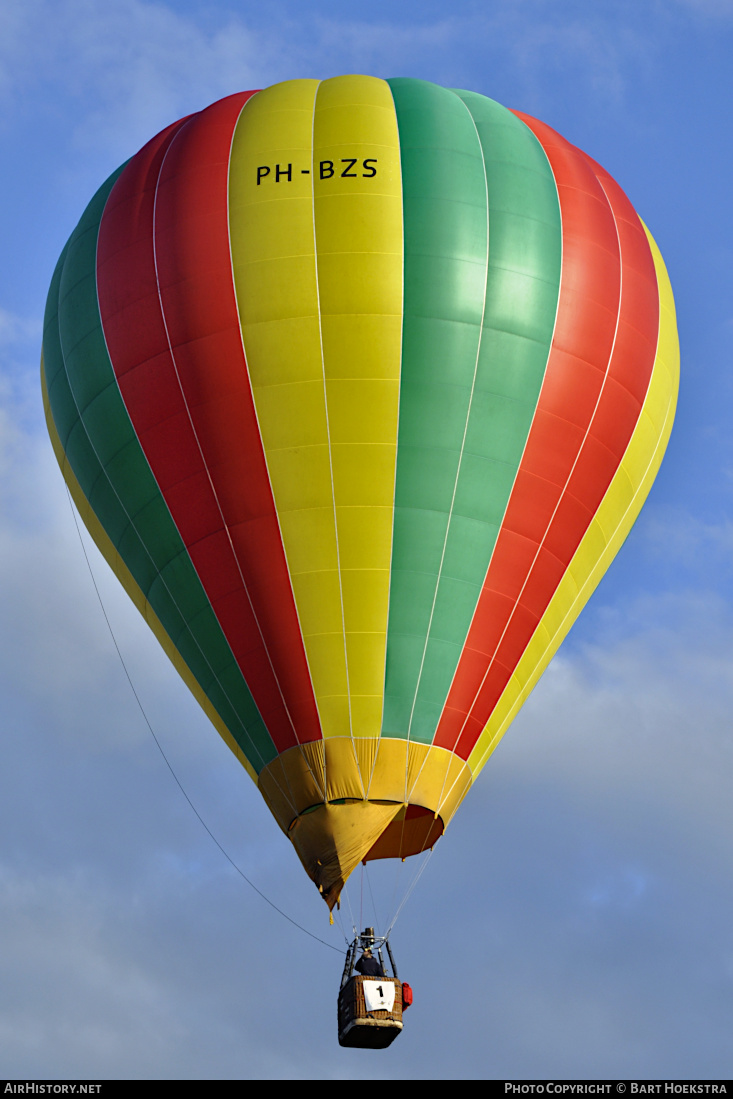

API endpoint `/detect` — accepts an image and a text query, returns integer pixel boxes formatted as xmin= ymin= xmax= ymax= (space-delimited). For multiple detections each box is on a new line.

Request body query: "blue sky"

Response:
xmin=1 ymin=0 xmax=732 ymax=1081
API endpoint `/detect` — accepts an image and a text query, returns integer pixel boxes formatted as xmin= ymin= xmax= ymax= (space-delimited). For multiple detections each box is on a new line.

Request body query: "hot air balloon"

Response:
xmin=41 ymin=76 xmax=679 ymax=913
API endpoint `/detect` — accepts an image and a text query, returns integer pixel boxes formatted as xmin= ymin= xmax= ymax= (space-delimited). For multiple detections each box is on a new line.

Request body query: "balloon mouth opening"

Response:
xmin=287 ymin=800 xmax=444 ymax=909
xmin=257 ymin=739 xmax=472 ymax=908
xmin=288 ymin=799 xmax=443 ymax=849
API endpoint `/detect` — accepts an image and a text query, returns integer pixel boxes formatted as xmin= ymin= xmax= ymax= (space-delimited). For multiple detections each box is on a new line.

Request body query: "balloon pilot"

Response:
xmin=355 ymin=948 xmax=384 ymax=978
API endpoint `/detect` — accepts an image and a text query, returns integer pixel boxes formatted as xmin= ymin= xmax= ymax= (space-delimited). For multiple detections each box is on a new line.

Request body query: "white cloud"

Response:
xmin=0 ymin=0 xmax=662 ymax=172
xmin=0 ymin=868 xmax=186 ymax=1076
xmin=0 ymin=307 xmax=41 ymax=349
xmin=640 ymin=506 xmax=733 ymax=571
xmin=0 ymin=858 xmax=340 ymax=1079
xmin=0 ymin=354 xmax=197 ymax=755
xmin=282 ymin=3 xmax=654 ymax=106
xmin=0 ymin=0 xmax=268 ymax=165
xmin=493 ymin=587 xmax=733 ymax=876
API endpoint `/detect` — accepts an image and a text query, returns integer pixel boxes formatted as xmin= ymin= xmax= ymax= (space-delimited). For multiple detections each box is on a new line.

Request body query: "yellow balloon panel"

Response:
xmin=229 ymin=75 xmax=403 ymax=747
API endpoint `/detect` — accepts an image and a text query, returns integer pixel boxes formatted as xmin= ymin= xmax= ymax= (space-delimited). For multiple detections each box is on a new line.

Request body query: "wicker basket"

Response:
xmin=337 ymin=975 xmax=404 ymax=1049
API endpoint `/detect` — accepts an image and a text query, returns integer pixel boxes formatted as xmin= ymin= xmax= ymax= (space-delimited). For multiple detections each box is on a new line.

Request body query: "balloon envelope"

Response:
xmin=42 ymin=76 xmax=679 ymax=907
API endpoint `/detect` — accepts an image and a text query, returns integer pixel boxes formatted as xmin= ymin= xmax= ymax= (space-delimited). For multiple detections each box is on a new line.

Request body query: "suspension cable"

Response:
xmin=66 ymin=486 xmax=343 ymax=954
xmin=385 ymin=847 xmax=435 ymax=938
